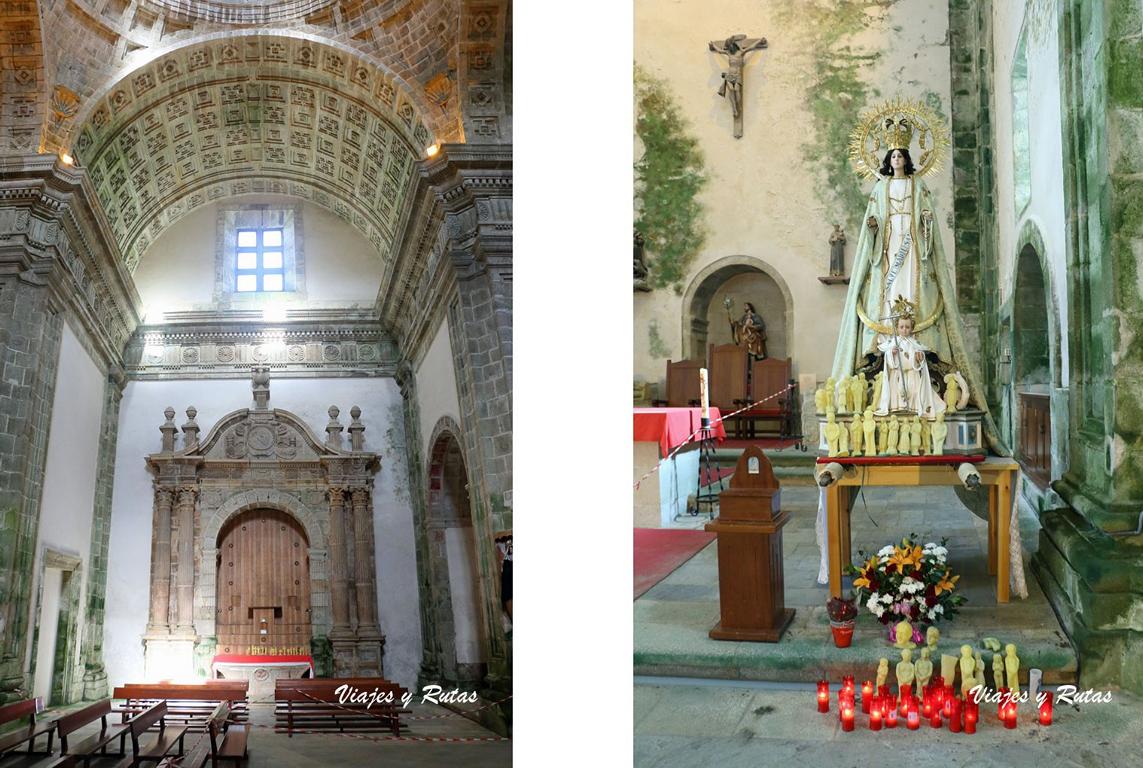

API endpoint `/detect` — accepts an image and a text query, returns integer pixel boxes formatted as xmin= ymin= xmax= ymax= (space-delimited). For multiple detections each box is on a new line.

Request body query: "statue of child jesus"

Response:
xmin=874 ymin=309 xmax=946 ymax=420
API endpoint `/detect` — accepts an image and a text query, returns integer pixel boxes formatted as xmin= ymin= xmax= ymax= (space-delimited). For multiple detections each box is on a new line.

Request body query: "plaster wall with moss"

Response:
xmin=634 ymin=0 xmax=955 ymax=390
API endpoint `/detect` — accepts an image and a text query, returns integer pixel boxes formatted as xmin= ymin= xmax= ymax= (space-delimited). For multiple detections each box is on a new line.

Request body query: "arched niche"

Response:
xmin=681 ymin=256 xmax=794 ymax=363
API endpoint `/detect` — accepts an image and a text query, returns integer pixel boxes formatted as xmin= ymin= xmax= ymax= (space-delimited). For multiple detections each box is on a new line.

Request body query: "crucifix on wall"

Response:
xmin=708 ymin=34 xmax=768 ymax=139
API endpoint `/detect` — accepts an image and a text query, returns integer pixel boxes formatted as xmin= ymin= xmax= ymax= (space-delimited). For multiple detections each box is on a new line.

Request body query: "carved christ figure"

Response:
xmin=708 ymin=34 xmax=768 ymax=138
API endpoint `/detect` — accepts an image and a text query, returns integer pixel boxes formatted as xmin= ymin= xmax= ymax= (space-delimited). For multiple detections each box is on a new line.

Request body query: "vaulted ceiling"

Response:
xmin=74 ymin=35 xmax=430 ymax=271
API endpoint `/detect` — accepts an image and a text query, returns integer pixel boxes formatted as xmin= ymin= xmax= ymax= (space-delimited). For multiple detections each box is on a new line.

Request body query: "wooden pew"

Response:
xmin=274 ymin=678 xmax=409 ymax=737
xmin=206 ymin=701 xmax=249 ymax=766
xmin=116 ymin=701 xmax=186 ymax=768
xmin=113 ymin=683 xmax=249 ymax=733
xmin=0 ymin=697 xmax=56 ymax=758
xmin=56 ymin=699 xmax=128 ymax=765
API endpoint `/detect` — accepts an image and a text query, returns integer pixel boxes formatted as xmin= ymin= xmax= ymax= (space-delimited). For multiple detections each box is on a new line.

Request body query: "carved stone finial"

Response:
xmin=326 ymin=406 xmax=344 ymax=448
xmin=160 ymin=406 xmax=178 ymax=452
xmin=252 ymin=366 xmax=271 ymax=410
xmin=182 ymin=406 xmax=200 ymax=450
xmin=348 ymin=406 xmax=365 ymax=451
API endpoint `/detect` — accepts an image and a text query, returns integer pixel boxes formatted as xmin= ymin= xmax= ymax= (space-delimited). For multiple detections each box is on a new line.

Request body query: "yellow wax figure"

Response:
xmin=1005 ymin=644 xmax=1020 ymax=693
xmin=896 ymin=648 xmax=915 ymax=693
xmin=876 ymin=658 xmax=890 ymax=690
xmin=849 ymin=414 xmax=864 ymax=455
xmin=862 ymin=409 xmax=877 ymax=457
xmin=893 ymin=619 xmax=915 ymax=649
xmin=959 ymin=645 xmax=976 ymax=697
xmin=914 ymin=648 xmax=933 ymax=691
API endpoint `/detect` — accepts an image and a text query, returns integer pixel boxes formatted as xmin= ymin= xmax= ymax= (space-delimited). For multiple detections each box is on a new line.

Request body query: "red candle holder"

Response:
xmin=841 ymin=703 xmax=855 ymax=732
xmin=842 ymin=675 xmax=855 ymax=692
xmin=870 ymin=706 xmax=883 ymax=731
xmin=950 ymin=698 xmax=963 ymax=733
xmin=965 ymin=701 xmax=978 ymax=734
xmin=887 ymin=706 xmax=899 ymax=729
xmin=861 ymin=681 xmax=873 ymax=714
xmin=878 ymin=684 xmax=891 ymax=698
xmin=906 ymin=709 xmax=920 ymax=730
xmin=1004 ymin=700 xmax=1017 ymax=729
xmin=817 ymin=681 xmax=830 ymax=713
xmin=1039 ymin=691 xmax=1053 ymax=726
xmin=997 ymin=688 xmax=1009 ymax=719
xmin=943 ymin=687 xmax=954 ymax=718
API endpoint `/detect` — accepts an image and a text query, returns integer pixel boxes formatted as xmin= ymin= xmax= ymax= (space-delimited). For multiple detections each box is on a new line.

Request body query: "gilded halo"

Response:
xmin=847 ymin=97 xmax=950 ymax=180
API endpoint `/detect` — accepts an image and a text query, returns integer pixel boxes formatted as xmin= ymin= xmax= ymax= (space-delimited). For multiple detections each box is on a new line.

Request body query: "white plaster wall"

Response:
xmin=992 ymin=0 xmax=1070 ymax=385
xmin=444 ymin=527 xmax=486 ymax=664
xmin=25 ymin=323 xmax=104 ymax=674
xmin=634 ymin=0 xmax=955 ymax=389
xmin=132 ymin=195 xmax=383 ymax=316
xmin=104 ymin=377 xmax=423 ymax=690
xmin=416 ymin=318 xmax=462 ymax=457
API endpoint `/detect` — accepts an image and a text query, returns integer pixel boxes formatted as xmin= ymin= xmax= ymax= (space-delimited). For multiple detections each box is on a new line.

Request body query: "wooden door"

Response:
xmin=1018 ymin=393 xmax=1051 ymax=489
xmin=216 ymin=509 xmax=311 ymax=655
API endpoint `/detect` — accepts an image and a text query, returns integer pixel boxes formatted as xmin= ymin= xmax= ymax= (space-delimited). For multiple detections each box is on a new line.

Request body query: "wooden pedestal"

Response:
xmin=705 ymin=446 xmax=794 ymax=643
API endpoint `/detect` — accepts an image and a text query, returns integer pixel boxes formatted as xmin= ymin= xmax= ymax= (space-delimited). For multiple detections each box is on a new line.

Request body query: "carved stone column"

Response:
xmin=173 ymin=486 xmax=198 ymax=635
xmin=351 ymin=486 xmax=384 ymax=676
xmin=147 ymin=488 xmax=174 ymax=633
xmin=327 ymin=488 xmax=353 ymax=638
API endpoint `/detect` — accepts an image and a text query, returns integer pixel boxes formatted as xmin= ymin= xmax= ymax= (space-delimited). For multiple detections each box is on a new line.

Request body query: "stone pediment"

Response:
xmin=195 ymin=409 xmax=331 ymax=462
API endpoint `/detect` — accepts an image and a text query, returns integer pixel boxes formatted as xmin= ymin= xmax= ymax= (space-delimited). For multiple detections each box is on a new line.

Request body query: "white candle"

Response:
xmin=699 ymin=368 xmax=710 ymax=422
xmin=1028 ymin=668 xmax=1042 ymax=705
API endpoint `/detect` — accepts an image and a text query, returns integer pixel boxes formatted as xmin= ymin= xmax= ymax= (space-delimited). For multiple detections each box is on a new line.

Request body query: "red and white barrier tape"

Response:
xmin=633 ymin=383 xmax=795 ymax=491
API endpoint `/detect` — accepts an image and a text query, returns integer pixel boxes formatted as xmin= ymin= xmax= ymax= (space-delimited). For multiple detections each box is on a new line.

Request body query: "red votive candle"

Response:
xmin=950 ymin=698 xmax=963 ymax=733
xmin=842 ymin=675 xmax=855 ymax=692
xmin=879 ymin=684 xmax=891 ymax=698
xmin=1039 ymin=690 xmax=1053 ymax=726
xmin=943 ymin=687 xmax=954 ymax=718
xmin=965 ymin=701 xmax=978 ymax=734
xmin=861 ymin=681 xmax=873 ymax=713
xmin=1004 ymin=700 xmax=1017 ymax=729
xmin=906 ymin=707 xmax=920 ymax=730
xmin=817 ymin=681 xmax=830 ymax=713
xmin=887 ymin=705 xmax=899 ymax=728
xmin=998 ymin=688 xmax=1009 ymax=720
xmin=921 ymin=688 xmax=933 ymax=719
xmin=841 ymin=703 xmax=855 ymax=732
xmin=870 ymin=705 xmax=883 ymax=731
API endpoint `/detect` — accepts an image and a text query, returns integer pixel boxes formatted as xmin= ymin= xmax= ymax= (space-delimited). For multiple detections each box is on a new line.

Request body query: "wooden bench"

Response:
xmin=115 ymin=701 xmax=186 ymax=768
xmin=56 ymin=699 xmax=129 ymax=765
xmin=113 ymin=684 xmax=249 ymax=733
xmin=0 ymin=697 xmax=57 ymax=759
xmin=206 ymin=701 xmax=248 ymax=767
xmin=274 ymin=678 xmax=409 ymax=737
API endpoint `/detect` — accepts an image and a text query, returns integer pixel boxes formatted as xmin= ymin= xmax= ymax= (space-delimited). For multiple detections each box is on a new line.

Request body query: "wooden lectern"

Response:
xmin=705 ymin=446 xmax=795 ymax=642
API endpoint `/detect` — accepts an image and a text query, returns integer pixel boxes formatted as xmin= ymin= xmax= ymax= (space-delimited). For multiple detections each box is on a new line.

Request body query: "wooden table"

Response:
xmin=821 ymin=456 xmax=1020 ymax=603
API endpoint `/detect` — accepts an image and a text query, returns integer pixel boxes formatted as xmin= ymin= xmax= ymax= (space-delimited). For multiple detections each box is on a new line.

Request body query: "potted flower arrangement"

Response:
xmin=827 ymin=596 xmax=858 ymax=648
xmin=850 ymin=535 xmax=966 ymax=643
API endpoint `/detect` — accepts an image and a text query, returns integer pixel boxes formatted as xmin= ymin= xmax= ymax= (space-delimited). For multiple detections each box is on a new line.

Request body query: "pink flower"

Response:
xmin=912 ymin=625 xmax=924 ymax=643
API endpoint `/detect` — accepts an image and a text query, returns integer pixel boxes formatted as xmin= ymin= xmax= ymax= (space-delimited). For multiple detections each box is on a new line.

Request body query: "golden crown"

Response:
xmin=848 ymin=98 xmax=949 ymax=180
xmin=882 ymin=117 xmax=914 ymax=151
xmin=891 ymin=295 xmax=916 ymax=320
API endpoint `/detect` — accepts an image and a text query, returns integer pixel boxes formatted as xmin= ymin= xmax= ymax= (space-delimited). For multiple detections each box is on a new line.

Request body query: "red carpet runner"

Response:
xmin=634 ymin=528 xmax=716 ymax=600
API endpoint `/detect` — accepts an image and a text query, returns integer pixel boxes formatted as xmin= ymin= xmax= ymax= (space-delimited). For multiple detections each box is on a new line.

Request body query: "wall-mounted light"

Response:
xmin=60 ymin=153 xmax=74 ymax=166
xmin=425 ymin=144 xmax=440 ymax=157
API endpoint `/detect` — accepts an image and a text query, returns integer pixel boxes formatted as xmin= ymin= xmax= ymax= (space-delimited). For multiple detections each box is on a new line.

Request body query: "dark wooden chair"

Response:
xmin=741 ymin=358 xmax=800 ymax=440
xmin=0 ymin=697 xmax=57 ymax=759
xmin=653 ymin=359 xmax=704 ymax=407
xmin=709 ymin=343 xmax=748 ymax=424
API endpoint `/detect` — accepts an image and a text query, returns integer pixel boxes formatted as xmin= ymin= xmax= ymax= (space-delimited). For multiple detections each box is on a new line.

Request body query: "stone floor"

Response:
xmin=0 ymin=701 xmax=509 ymax=767
xmin=636 ymin=484 xmax=1077 ymax=683
xmin=635 ymin=679 xmax=1141 ymax=767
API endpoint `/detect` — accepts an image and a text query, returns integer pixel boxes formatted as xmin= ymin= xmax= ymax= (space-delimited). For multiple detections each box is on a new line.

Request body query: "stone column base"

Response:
xmin=353 ymin=635 xmax=384 ymax=677
xmin=144 ymin=636 xmax=198 ymax=682
xmin=82 ymin=665 xmax=109 ymax=701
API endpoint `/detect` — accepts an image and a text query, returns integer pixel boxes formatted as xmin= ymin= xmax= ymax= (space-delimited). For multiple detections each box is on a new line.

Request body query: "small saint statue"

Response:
xmin=862 ymin=408 xmax=877 ymax=457
xmin=885 ymin=415 xmax=900 ymax=456
xmin=876 ymin=657 xmax=890 ymax=690
xmin=914 ymin=648 xmax=933 ymax=692
xmin=849 ymin=413 xmax=863 ymax=456
xmin=634 ymin=229 xmax=651 ymax=292
xmin=814 ymin=384 xmax=829 ymax=414
xmin=708 ymin=34 xmax=768 ymax=139
xmin=825 ymin=410 xmax=841 ymax=457
xmin=727 ymin=299 xmax=767 ymax=359
xmin=1005 ymin=643 xmax=1020 ymax=694
xmin=829 ymin=224 xmax=847 ymax=276
xmin=874 ymin=301 xmax=946 ymax=419
xmin=909 ymin=416 xmax=922 ymax=456
xmin=896 ymin=648 xmax=915 ymax=696
xmin=944 ymin=373 xmax=961 ymax=413
xmin=959 ymin=645 xmax=976 ymax=697
xmin=931 ymin=412 xmax=948 ymax=455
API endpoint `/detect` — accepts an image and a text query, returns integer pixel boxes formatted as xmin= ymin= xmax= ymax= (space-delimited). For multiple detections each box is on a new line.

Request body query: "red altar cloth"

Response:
xmin=633 ymin=407 xmax=727 ymax=458
xmin=814 ymin=454 xmax=986 ymax=466
xmin=210 ymin=654 xmax=314 ymax=677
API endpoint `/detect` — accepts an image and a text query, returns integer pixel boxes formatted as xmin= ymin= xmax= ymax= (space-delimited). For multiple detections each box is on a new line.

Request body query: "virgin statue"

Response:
xmin=829 ymin=100 xmax=1002 ymax=447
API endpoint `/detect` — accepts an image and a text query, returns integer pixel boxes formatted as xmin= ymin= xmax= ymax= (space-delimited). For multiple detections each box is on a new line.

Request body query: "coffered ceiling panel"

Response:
xmin=74 ymin=36 xmax=432 ymax=272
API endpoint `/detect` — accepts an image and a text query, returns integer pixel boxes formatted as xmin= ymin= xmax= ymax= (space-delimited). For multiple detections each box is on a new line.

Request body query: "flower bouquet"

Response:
xmin=850 ymin=536 xmax=966 ymax=633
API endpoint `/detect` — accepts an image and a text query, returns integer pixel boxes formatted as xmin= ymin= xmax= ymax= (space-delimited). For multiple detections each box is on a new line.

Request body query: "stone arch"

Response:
xmin=681 ymin=255 xmax=795 ymax=364
xmin=197 ymin=489 xmax=330 ymax=641
xmin=423 ymin=415 xmax=488 ymax=688
xmin=1013 ymin=218 xmax=1063 ymax=389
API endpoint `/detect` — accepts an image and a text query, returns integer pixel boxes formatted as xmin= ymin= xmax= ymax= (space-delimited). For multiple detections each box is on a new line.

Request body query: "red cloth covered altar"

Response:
xmin=633 ymin=407 xmax=727 ymax=458
xmin=210 ymin=654 xmax=314 ymax=677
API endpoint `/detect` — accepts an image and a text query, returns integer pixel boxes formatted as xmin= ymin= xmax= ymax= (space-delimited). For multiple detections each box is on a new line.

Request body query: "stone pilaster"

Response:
xmin=173 ymin=486 xmax=198 ymax=635
xmin=352 ymin=486 xmax=384 ymax=675
xmin=1030 ymin=0 xmax=1143 ymax=695
xmin=327 ymin=487 xmax=353 ymax=640
xmin=419 ymin=145 xmax=512 ymax=699
xmin=80 ymin=367 xmax=125 ymax=700
xmin=147 ymin=487 xmax=174 ymax=634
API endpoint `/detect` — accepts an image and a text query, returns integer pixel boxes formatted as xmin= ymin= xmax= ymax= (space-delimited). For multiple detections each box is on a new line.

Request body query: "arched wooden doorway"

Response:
xmin=215 ymin=509 xmax=311 ymax=655
xmin=427 ymin=429 xmax=488 ymax=689
xmin=1013 ymin=244 xmax=1052 ymax=488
